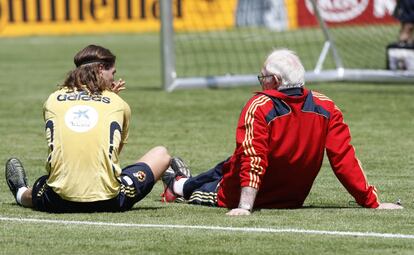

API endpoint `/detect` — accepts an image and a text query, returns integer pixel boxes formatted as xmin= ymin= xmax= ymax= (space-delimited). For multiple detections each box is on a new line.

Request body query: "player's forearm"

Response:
xmin=238 ymin=186 xmax=258 ymax=211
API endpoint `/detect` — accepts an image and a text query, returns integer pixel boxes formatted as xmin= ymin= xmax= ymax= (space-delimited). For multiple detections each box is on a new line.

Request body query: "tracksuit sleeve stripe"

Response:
xmin=241 ymin=95 xmax=270 ymax=189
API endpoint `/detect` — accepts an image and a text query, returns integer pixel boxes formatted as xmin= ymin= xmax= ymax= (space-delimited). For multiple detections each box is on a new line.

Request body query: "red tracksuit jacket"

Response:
xmin=217 ymin=88 xmax=379 ymax=209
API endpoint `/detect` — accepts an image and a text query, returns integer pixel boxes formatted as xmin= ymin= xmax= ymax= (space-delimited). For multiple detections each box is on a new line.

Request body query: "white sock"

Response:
xmin=16 ymin=187 xmax=28 ymax=205
xmin=173 ymin=178 xmax=188 ymax=196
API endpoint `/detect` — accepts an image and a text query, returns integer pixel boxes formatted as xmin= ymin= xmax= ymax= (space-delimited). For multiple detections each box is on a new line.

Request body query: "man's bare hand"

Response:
xmin=226 ymin=208 xmax=251 ymax=216
xmin=111 ymin=78 xmax=126 ymax=94
xmin=376 ymin=203 xmax=403 ymax=210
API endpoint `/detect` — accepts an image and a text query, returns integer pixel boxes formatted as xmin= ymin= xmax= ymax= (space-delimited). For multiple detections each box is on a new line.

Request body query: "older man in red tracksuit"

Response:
xmin=162 ymin=49 xmax=403 ymax=215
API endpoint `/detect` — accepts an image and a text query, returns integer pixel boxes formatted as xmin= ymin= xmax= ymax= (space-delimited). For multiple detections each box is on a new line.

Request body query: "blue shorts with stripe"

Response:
xmin=31 ymin=162 xmax=155 ymax=213
xmin=182 ymin=160 xmax=226 ymax=206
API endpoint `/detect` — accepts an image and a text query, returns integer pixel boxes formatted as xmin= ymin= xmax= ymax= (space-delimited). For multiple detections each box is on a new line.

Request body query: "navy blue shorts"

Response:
xmin=32 ymin=162 xmax=155 ymax=213
xmin=394 ymin=0 xmax=414 ymax=23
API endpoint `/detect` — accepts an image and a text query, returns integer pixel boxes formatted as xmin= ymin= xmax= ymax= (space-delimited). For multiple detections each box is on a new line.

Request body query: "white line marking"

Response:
xmin=1 ymin=216 xmax=413 ymax=239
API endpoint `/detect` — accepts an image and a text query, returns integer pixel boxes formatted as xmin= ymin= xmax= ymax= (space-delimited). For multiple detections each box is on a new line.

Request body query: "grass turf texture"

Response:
xmin=0 ymin=34 xmax=414 ymax=254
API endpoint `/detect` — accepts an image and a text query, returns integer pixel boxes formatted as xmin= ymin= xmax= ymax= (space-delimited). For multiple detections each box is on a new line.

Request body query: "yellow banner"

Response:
xmin=174 ymin=0 xmax=236 ymax=31
xmin=285 ymin=0 xmax=298 ymax=29
xmin=0 ymin=0 xmax=237 ymax=37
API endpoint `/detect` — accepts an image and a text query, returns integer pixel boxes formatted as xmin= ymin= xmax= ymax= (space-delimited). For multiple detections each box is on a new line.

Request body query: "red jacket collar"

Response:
xmin=256 ymin=88 xmax=309 ymax=102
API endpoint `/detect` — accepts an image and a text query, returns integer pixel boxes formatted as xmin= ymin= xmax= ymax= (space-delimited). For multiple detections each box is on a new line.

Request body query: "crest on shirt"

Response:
xmin=133 ymin=171 xmax=146 ymax=182
xmin=64 ymin=105 xmax=98 ymax=133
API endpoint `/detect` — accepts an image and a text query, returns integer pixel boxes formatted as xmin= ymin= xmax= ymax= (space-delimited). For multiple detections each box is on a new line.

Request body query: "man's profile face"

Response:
xmin=100 ymin=65 xmax=116 ymax=84
xmin=260 ymin=68 xmax=277 ymax=90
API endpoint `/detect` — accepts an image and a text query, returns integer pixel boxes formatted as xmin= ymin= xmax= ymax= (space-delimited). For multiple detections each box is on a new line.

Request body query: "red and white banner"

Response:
xmin=297 ymin=0 xmax=399 ymax=27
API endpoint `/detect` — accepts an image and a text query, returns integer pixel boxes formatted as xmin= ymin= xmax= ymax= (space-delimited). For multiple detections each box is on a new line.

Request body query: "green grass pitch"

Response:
xmin=0 ymin=34 xmax=414 ymax=254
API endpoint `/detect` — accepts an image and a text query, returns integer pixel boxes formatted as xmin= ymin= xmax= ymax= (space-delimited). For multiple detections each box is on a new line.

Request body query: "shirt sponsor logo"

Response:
xmin=306 ymin=0 xmax=369 ymax=22
xmin=64 ymin=105 xmax=99 ymax=133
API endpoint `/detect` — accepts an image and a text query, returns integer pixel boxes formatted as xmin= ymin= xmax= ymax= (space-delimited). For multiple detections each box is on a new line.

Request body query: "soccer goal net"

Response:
xmin=161 ymin=0 xmax=414 ymax=91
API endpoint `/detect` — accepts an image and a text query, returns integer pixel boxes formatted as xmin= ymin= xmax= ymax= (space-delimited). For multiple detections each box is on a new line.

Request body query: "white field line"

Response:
xmin=1 ymin=216 xmax=414 ymax=239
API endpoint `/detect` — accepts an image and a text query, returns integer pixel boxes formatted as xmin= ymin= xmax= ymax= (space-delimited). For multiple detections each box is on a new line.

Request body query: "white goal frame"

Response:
xmin=160 ymin=0 xmax=414 ymax=92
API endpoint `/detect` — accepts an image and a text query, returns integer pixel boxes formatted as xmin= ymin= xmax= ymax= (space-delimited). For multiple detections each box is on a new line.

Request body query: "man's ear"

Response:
xmin=273 ymin=75 xmax=281 ymax=85
xmin=269 ymin=75 xmax=278 ymax=89
xmin=272 ymin=75 xmax=283 ymax=89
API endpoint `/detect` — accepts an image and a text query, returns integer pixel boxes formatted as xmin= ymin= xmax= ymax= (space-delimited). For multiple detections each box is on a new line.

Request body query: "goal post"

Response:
xmin=161 ymin=0 xmax=414 ymax=92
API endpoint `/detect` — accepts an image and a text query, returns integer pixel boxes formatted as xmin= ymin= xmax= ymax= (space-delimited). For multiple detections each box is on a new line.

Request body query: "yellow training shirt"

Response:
xmin=43 ymin=88 xmax=131 ymax=202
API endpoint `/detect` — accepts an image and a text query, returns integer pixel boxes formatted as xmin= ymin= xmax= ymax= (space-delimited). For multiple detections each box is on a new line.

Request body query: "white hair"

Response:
xmin=263 ymin=49 xmax=305 ymax=90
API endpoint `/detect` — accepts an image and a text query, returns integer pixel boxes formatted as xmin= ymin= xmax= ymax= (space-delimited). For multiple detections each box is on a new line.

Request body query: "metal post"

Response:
xmin=309 ymin=0 xmax=344 ymax=76
xmin=160 ymin=0 xmax=176 ymax=91
xmin=314 ymin=41 xmax=331 ymax=74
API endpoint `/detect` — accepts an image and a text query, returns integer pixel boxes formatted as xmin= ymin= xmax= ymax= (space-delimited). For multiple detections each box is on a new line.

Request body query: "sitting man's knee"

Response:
xmin=154 ymin=145 xmax=169 ymax=155
xmin=152 ymin=146 xmax=171 ymax=163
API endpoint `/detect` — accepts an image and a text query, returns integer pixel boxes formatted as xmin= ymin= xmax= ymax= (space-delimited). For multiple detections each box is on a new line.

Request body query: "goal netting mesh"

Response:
xmin=164 ymin=0 xmax=406 ymax=90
